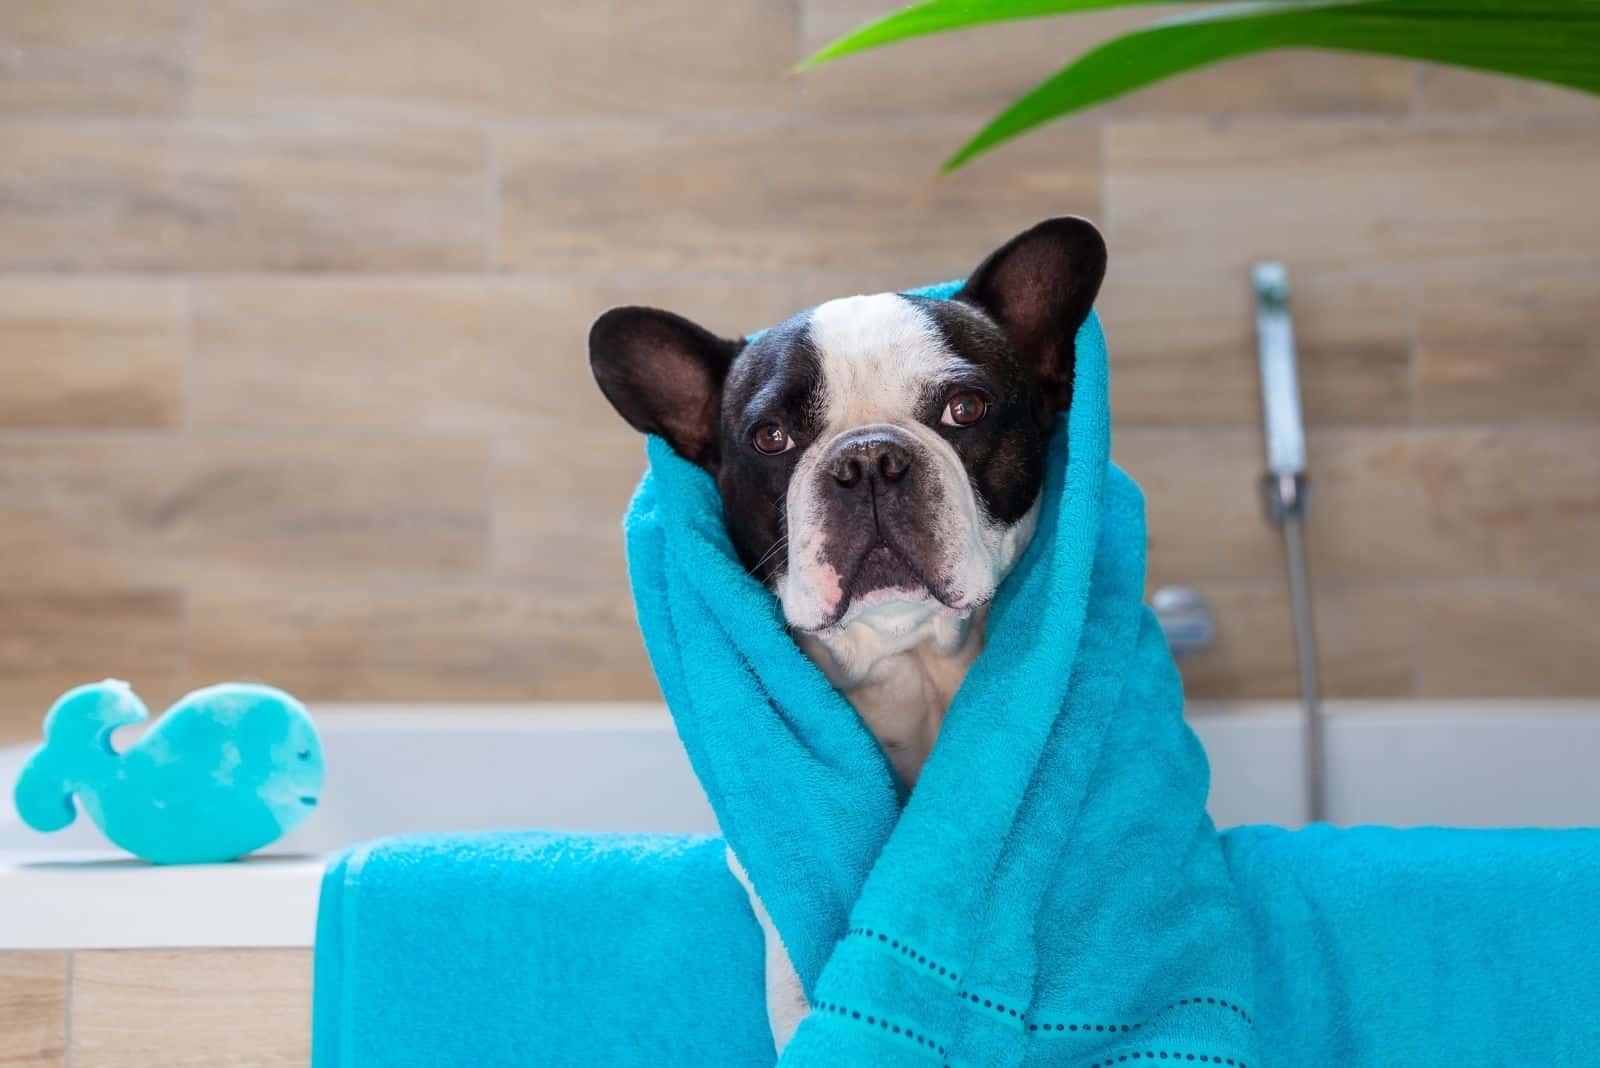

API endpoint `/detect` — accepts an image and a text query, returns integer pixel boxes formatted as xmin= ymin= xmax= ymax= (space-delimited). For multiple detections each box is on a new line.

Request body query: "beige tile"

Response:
xmin=1065 ymin=5 xmax=1411 ymax=119
xmin=1307 ymin=428 xmax=1600 ymax=582
xmin=1417 ymin=259 xmax=1600 ymax=424
xmin=1302 ymin=431 xmax=1434 ymax=583
xmin=1100 ymin=267 xmax=1412 ymax=427
xmin=191 ymin=276 xmax=878 ymax=435
xmin=1173 ymin=582 xmax=1416 ymax=700
xmin=1105 ymin=119 xmax=1600 ymax=277
xmin=71 ymin=949 xmax=309 ymax=1068
xmin=1115 ymin=428 xmax=1281 ymax=582
xmin=1302 ymin=583 xmax=1419 ymax=698
xmin=1172 ymin=583 xmax=1298 ymax=701
xmin=0 ymin=281 xmax=184 ymax=429
xmin=1106 ymin=52 xmax=1411 ymax=118
xmin=1416 ymin=66 xmax=1600 ymax=117
xmin=0 ymin=591 xmax=186 ymax=746
xmin=493 ymin=424 xmax=646 ymax=593
xmin=191 ymin=588 xmax=660 ymax=703
xmin=0 ymin=121 xmax=488 ymax=272
xmin=497 ymin=118 xmax=1100 ymax=275
xmin=1416 ymin=583 xmax=1600 ymax=697
xmin=193 ymin=0 xmax=796 ymax=119
xmin=1120 ymin=426 xmax=1600 ymax=587
xmin=0 ymin=952 xmax=66 ymax=1068
xmin=799 ymin=3 xmax=1408 ymax=118
xmin=0 ymin=1 xmax=191 ymax=116
xmin=0 ymin=434 xmax=490 ymax=591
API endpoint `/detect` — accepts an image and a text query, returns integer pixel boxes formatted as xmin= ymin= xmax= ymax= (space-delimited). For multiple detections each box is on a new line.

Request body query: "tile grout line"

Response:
xmin=2 ymin=255 xmax=1598 ymax=286
xmin=483 ymin=126 xmax=501 ymax=273
xmin=1399 ymin=50 xmax=1423 ymax=435
xmin=1409 ymin=592 xmax=1426 ymax=699
xmin=790 ymin=0 xmax=803 ymax=72
xmin=8 ymin=111 xmax=1597 ymax=133
xmin=1405 ymin=241 xmax=1423 ymax=426
xmin=483 ymin=433 xmax=499 ymax=584
xmin=180 ymin=0 xmax=204 ymax=118
xmin=2 ymin=420 xmax=1597 ymax=449
xmin=1097 ymin=119 xmax=1113 ymax=266
xmin=178 ymin=280 xmax=195 ymax=433
xmin=63 ymin=950 xmax=74 ymax=1068
xmin=176 ymin=274 xmax=198 ymax=699
xmin=179 ymin=580 xmax=195 ymax=699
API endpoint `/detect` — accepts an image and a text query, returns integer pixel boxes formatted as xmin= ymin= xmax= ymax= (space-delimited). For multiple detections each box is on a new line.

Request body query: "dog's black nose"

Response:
xmin=828 ymin=433 xmax=912 ymax=490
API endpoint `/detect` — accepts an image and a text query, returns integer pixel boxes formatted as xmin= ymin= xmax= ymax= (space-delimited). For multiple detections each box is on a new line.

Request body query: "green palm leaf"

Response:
xmin=798 ymin=0 xmax=1218 ymax=70
xmin=801 ymin=0 xmax=1600 ymax=172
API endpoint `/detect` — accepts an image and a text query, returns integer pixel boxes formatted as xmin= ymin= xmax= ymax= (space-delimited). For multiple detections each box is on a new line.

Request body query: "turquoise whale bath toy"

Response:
xmin=12 ymin=680 xmax=324 ymax=864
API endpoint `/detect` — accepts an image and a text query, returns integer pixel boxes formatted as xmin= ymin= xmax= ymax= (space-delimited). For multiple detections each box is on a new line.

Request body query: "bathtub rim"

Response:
xmin=4 ymin=697 xmax=1600 ymax=950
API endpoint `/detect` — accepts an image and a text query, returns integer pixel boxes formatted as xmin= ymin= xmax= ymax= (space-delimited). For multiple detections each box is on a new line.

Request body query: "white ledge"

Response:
xmin=0 ymin=851 xmax=323 ymax=949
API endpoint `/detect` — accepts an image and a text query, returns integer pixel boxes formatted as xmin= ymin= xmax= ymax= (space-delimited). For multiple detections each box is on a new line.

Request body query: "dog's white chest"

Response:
xmin=800 ymin=607 xmax=986 ymax=788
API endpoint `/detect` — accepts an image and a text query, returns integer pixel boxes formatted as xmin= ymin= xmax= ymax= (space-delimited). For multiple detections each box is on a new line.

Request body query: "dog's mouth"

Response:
xmin=850 ymin=542 xmax=925 ymax=597
xmin=797 ymin=538 xmax=959 ymax=634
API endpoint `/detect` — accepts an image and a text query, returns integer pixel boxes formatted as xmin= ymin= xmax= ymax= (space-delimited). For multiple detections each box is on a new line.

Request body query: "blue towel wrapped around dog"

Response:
xmin=624 ymin=290 xmax=1258 ymax=1066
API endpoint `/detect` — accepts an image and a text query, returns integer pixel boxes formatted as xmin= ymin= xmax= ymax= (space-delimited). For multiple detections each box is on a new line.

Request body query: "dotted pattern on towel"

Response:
xmin=846 ymin=927 xmax=961 ymax=983
xmin=1084 ymin=1053 xmax=1247 ymax=1067
xmin=956 ymin=989 xmax=1023 ymax=1020
xmin=942 ymin=1051 xmax=1247 ymax=1068
xmin=813 ymin=999 xmax=948 ymax=1058
xmin=843 ymin=928 xmax=1255 ymax=1065
xmin=1029 ymin=996 xmax=1255 ymax=1033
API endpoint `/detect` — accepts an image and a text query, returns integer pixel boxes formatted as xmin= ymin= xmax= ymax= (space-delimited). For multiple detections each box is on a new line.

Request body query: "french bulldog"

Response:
xmin=589 ymin=216 xmax=1108 ymax=1053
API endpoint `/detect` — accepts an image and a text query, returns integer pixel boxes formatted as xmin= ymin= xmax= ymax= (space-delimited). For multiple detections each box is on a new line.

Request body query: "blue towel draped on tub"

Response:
xmin=313 ymin=826 xmax=1600 ymax=1066
xmin=312 ymin=288 xmax=1600 ymax=1066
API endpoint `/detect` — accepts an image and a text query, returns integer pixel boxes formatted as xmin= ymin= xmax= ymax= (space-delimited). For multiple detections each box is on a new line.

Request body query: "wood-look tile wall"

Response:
xmin=0 ymin=948 xmax=310 ymax=1067
xmin=2 ymin=1 xmax=1597 ymax=739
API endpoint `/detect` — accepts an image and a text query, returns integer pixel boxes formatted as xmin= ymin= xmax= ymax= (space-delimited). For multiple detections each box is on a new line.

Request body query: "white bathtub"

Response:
xmin=4 ymin=700 xmax=1599 ymax=950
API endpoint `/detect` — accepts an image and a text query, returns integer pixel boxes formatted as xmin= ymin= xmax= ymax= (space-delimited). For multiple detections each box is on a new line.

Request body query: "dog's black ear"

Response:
xmin=589 ymin=306 xmax=746 ymax=469
xmin=957 ymin=216 xmax=1107 ymax=414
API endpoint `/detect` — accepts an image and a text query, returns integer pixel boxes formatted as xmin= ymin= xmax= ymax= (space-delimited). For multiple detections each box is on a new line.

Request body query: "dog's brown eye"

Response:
xmin=941 ymin=391 xmax=988 ymax=428
xmin=752 ymin=423 xmax=793 ymax=455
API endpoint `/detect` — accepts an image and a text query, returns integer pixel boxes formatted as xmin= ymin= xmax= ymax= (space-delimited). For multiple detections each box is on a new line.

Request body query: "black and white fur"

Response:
xmin=590 ymin=217 xmax=1107 ymax=1053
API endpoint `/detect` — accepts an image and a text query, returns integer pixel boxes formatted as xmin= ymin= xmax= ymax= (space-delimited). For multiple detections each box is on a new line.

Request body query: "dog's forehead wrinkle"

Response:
xmin=807 ymin=293 xmax=970 ymax=425
xmin=726 ymin=316 xmax=826 ymax=426
xmin=746 ymin=373 xmax=788 ymax=416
